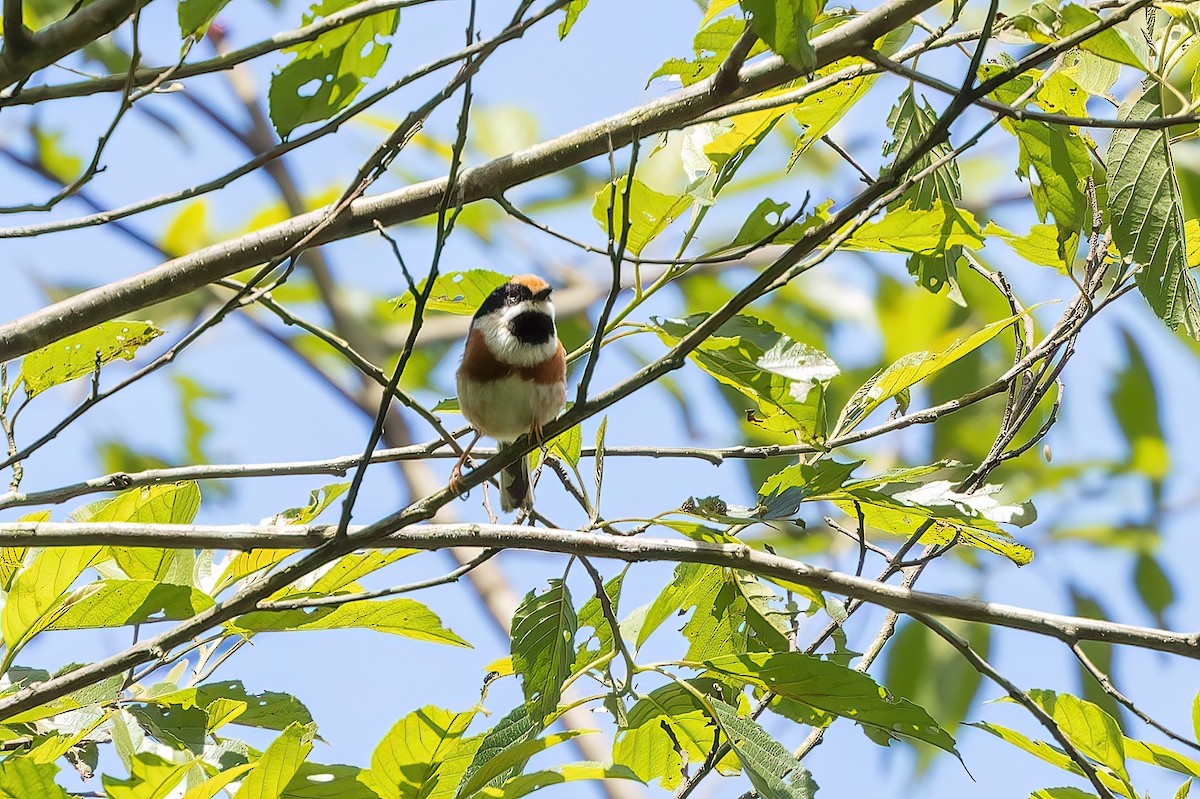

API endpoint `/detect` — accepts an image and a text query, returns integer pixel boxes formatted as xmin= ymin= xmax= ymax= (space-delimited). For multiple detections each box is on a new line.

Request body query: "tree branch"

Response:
xmin=0 ymin=0 xmax=939 ymax=363
xmin=0 ymin=0 xmax=149 ymax=90
xmin=0 ymin=521 xmax=1195 ymax=661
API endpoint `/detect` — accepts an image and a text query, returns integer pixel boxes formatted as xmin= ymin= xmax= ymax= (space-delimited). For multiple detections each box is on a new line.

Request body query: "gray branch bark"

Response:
xmin=0 ymin=0 xmax=938 ymax=363
xmin=0 ymin=520 xmax=1195 ymax=661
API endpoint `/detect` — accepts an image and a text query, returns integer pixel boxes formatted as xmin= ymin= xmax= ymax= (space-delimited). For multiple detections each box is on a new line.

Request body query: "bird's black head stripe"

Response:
xmin=475 ymin=282 xmax=533 ymax=319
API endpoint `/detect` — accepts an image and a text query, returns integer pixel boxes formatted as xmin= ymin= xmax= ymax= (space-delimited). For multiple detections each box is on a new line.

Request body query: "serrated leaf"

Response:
xmin=708 ymin=699 xmax=818 ymax=799
xmin=592 ymin=177 xmax=693 ymax=255
xmin=649 ymin=16 xmax=767 ymax=87
xmin=740 ymin=0 xmax=823 ymax=72
xmin=234 ymin=722 xmax=316 ymax=799
xmin=457 ymin=714 xmax=588 ymax=799
xmin=20 ymin=320 xmax=162 ymax=398
xmin=1124 ymin=737 xmax=1200 ymax=777
xmin=1108 ymin=83 xmax=1200 ymax=338
xmin=268 ymin=0 xmax=399 ymax=137
xmin=456 ymin=705 xmax=538 ymax=799
xmin=703 ymin=652 xmax=959 ymax=754
xmin=231 ymin=598 xmax=469 ymax=647
xmin=835 ymin=311 xmax=1025 ymax=436
xmin=1059 ymin=3 xmax=1145 ymax=69
xmin=511 ymin=580 xmax=577 ymax=723
xmin=359 ymin=706 xmax=476 ymax=799
xmin=971 ymin=721 xmax=1127 ymax=794
xmin=984 ymin=222 xmax=1069 ymax=272
xmin=573 ymin=573 xmax=623 ymax=672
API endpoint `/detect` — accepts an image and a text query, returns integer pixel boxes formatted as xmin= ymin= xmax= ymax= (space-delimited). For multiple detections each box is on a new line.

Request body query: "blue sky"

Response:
xmin=3 ymin=0 xmax=1200 ymax=797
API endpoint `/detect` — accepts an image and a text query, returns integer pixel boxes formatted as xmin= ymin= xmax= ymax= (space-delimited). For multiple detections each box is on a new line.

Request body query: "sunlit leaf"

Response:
xmin=393 ymin=270 xmax=510 ymax=319
xmin=709 ymin=699 xmax=818 ymax=798
xmin=234 ymin=722 xmax=316 ymax=799
xmin=511 ymin=580 xmax=577 ymax=723
xmin=21 ymin=320 xmax=162 ymax=398
xmin=47 ymin=580 xmax=213 ymax=630
xmin=359 ymin=705 xmax=476 ymax=799
xmin=702 ymin=652 xmax=959 ymax=754
xmin=231 ymin=598 xmax=469 ymax=647
xmin=268 ymin=0 xmax=400 ymax=137
xmin=1108 ymin=83 xmax=1200 ymax=338
xmin=739 ymin=0 xmax=823 ymax=72
xmin=592 ymin=177 xmax=693 ymax=255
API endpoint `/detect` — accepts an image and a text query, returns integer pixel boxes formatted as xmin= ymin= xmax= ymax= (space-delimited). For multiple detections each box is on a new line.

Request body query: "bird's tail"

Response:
xmin=499 ymin=445 xmax=532 ymax=513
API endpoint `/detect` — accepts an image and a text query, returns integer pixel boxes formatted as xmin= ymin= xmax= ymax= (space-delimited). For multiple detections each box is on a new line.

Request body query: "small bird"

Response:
xmin=452 ymin=274 xmax=566 ymax=512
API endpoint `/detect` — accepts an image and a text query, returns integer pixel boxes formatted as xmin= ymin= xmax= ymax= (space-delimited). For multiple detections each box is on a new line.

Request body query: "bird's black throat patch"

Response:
xmin=507 ymin=311 xmax=555 ymax=345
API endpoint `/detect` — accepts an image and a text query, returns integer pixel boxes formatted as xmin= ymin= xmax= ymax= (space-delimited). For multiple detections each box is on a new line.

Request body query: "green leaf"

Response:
xmin=511 ymin=580 xmax=577 ymax=723
xmin=739 ymin=0 xmax=823 ymax=72
xmin=984 ymin=222 xmax=1069 ymax=272
xmin=702 ymin=652 xmax=959 ymax=754
xmin=984 ymin=62 xmax=1092 ymax=261
xmin=181 ymin=764 xmax=257 ymax=799
xmin=92 ymin=483 xmax=201 ymax=583
xmin=649 ymin=16 xmax=767 ymax=87
xmin=144 ymin=681 xmax=313 ymax=732
xmin=1108 ymin=83 xmax=1200 ymax=338
xmin=393 ymin=270 xmax=509 ymax=319
xmin=842 ymin=201 xmax=984 ymax=255
xmin=230 ymin=598 xmax=469 ymax=647
xmin=2 ymin=545 xmax=104 ymax=667
xmin=20 ymin=320 xmax=162 ymax=398
xmin=103 ymin=752 xmax=197 ymax=799
xmin=267 ymin=0 xmax=399 ymax=137
xmin=1059 ymin=3 xmax=1145 ymax=69
xmin=835 ymin=311 xmax=1025 ymax=436
xmin=1031 ymin=790 xmax=1100 ymax=799
xmin=476 ymin=763 xmax=641 ymax=799
xmin=284 ymin=763 xmax=380 ymax=799
xmin=1028 ymin=691 xmax=1129 ymax=783
xmin=557 ymin=0 xmax=587 ymax=38
xmin=573 ymin=572 xmax=623 ymax=672
xmin=47 ymin=580 xmax=213 ymax=630
xmin=654 ymin=313 xmax=837 ymax=441
xmin=546 ymin=423 xmax=582 ymax=469
xmin=1133 ymin=552 xmax=1174 ymax=628
xmin=1193 ymin=691 xmax=1200 ymax=743
xmin=591 ymin=177 xmax=693 ymax=255
xmin=708 ymin=699 xmax=818 ymax=799
xmin=234 ymin=722 xmax=317 ymax=799
xmin=971 ymin=721 xmax=1127 ymax=794
xmin=457 ymin=714 xmax=589 ymax=799
xmin=1124 ymin=737 xmax=1200 ymax=778
xmin=456 ymin=705 xmax=538 ymax=798
xmin=0 ymin=759 xmax=70 ymax=799
xmin=832 ymin=488 xmax=1034 ymax=565
xmin=271 ymin=482 xmax=349 ymax=524
xmin=359 ymin=706 xmax=476 ymax=799
xmin=613 ymin=681 xmax=733 ymax=789
xmin=178 ymin=0 xmax=232 ymax=36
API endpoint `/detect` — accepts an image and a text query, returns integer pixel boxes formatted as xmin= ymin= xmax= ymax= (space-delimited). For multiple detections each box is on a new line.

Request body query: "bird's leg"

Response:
xmin=448 ymin=431 xmax=482 ymax=496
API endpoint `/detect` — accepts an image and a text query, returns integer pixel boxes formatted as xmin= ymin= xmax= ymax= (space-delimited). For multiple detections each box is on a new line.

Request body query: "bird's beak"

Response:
xmin=532 ymin=286 xmax=553 ymax=302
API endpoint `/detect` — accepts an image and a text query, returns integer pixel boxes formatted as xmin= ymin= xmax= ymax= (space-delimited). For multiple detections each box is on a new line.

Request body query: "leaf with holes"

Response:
xmin=268 ymin=0 xmax=399 ymax=137
xmin=393 ymin=270 xmax=510 ymax=319
xmin=511 ymin=580 xmax=577 ymax=723
xmin=21 ymin=320 xmax=162 ymax=398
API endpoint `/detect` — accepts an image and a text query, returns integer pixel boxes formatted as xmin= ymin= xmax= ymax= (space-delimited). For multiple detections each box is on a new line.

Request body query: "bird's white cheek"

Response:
xmin=474 ymin=313 xmax=557 ymax=367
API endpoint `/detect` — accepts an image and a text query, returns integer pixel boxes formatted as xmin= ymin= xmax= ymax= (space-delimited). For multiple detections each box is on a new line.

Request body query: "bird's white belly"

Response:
xmin=458 ymin=375 xmax=565 ymax=442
